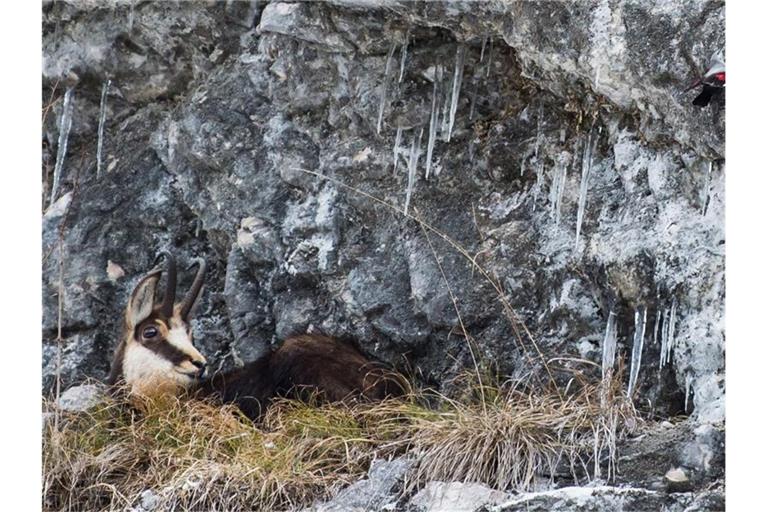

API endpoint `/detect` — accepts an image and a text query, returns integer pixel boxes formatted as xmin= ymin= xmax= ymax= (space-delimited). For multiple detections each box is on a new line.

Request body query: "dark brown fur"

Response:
xmin=196 ymin=334 xmax=404 ymax=420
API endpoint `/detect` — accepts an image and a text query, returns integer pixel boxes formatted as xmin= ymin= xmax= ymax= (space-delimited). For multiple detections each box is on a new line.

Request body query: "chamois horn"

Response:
xmin=153 ymin=250 xmax=177 ymax=318
xmin=180 ymin=257 xmax=206 ymax=320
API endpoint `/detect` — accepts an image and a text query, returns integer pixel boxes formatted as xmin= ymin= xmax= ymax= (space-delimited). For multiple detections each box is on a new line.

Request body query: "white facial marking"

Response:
xmin=121 ymin=316 xmax=207 ymax=397
xmin=167 ymin=317 xmax=207 ymax=365
xmin=167 ymin=326 xmax=203 ymax=360
xmin=123 ymin=342 xmax=191 ymax=396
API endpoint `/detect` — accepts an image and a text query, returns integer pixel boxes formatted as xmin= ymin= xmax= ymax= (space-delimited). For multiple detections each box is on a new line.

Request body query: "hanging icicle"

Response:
xmin=404 ymin=128 xmax=424 ymax=214
xmin=96 ymin=79 xmax=111 ymax=179
xmin=575 ymin=125 xmax=599 ymax=253
xmin=398 ymin=28 xmax=410 ymax=83
xmin=601 ymin=311 xmax=618 ymax=383
xmin=49 ymin=88 xmax=75 ymax=207
xmin=425 ymin=65 xmax=443 ymax=179
xmin=549 ymin=159 xmax=568 ymax=225
xmin=627 ymin=306 xmax=647 ymax=397
xmin=392 ymin=126 xmax=403 ymax=174
xmin=701 ymin=160 xmax=713 ymax=216
xmin=485 ymin=38 xmax=493 ymax=77
xmin=445 ymin=44 xmax=466 ymax=142
xmin=376 ymin=43 xmax=398 ymax=135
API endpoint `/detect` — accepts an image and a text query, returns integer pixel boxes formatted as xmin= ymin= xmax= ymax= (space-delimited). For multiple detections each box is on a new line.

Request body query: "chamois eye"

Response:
xmin=142 ymin=326 xmax=158 ymax=339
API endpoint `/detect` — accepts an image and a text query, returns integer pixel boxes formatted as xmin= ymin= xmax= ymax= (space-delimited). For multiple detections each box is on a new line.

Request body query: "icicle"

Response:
xmin=534 ymin=104 xmax=544 ymax=159
xmin=49 ymin=88 xmax=75 ymax=207
xmin=247 ymin=0 xmax=261 ymax=27
xmin=532 ymin=105 xmax=545 ymax=212
xmin=376 ymin=43 xmax=398 ymax=135
xmin=533 ymin=161 xmax=545 ymax=212
xmin=627 ymin=306 xmax=647 ymax=397
xmin=425 ymin=66 xmax=443 ymax=179
xmin=96 ymin=79 xmax=111 ymax=179
xmin=479 ymin=35 xmax=488 ymax=63
xmin=440 ymin=86 xmax=451 ymax=140
xmin=684 ymin=373 xmax=693 ymax=413
xmin=653 ymin=308 xmax=661 ymax=345
xmin=485 ymin=38 xmax=493 ymax=77
xmin=667 ymin=299 xmax=677 ymax=362
xmin=444 ymin=44 xmax=466 ymax=142
xmin=701 ymin=160 xmax=713 ymax=216
xmin=549 ymin=160 xmax=567 ymax=225
xmin=659 ymin=299 xmax=677 ymax=369
xmin=659 ymin=308 xmax=669 ymax=370
xmin=398 ymin=29 xmax=410 ymax=83
xmin=600 ymin=310 xmax=618 ymax=416
xmin=127 ymin=0 xmax=136 ymax=33
xmin=575 ymin=126 xmax=598 ymax=252
xmin=601 ymin=311 xmax=617 ymax=382
xmin=404 ymin=128 xmax=423 ymax=214
xmin=393 ymin=126 xmax=403 ymax=174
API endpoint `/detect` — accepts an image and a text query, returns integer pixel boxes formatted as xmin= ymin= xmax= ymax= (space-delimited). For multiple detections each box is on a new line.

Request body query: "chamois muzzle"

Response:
xmin=180 ymin=257 xmax=206 ymax=320
xmin=153 ymin=250 xmax=177 ymax=318
xmin=192 ymin=359 xmax=208 ymax=380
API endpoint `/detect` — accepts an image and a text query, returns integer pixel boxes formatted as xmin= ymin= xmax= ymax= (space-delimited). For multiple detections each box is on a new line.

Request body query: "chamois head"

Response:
xmin=108 ymin=251 xmax=208 ymax=397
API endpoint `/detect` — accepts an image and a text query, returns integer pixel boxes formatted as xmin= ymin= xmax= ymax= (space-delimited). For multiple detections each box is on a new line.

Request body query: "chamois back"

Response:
xmin=198 ymin=334 xmax=404 ymax=420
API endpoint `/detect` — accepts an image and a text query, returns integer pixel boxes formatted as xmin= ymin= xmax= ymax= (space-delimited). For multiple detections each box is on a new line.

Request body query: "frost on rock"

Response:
xmin=50 ymin=87 xmax=75 ymax=206
xmin=96 ymin=79 xmax=111 ymax=179
xmin=404 ymin=128 xmax=423 ymax=215
xmin=627 ymin=305 xmax=646 ymax=398
xmin=376 ymin=42 xmax=397 ymax=135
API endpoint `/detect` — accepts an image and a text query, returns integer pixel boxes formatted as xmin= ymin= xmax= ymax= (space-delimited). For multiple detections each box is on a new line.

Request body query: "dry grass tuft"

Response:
xmin=393 ymin=371 xmax=637 ymax=491
xmin=43 ymin=392 xmax=393 ymax=512
xmin=43 ymin=371 xmax=636 ymax=511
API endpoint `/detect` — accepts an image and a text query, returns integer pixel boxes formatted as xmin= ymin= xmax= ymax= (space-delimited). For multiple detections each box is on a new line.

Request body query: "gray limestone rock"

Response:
xmin=42 ymin=1 xmax=725 ymax=509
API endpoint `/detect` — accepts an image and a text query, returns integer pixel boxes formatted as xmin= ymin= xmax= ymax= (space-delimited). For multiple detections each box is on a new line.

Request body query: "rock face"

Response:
xmin=306 ymin=458 xmax=412 ymax=512
xmin=55 ymin=383 xmax=104 ymax=412
xmin=42 ymin=0 xmax=724 ymax=508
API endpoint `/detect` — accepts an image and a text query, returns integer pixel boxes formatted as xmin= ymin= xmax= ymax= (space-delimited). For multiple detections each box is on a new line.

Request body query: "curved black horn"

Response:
xmin=153 ymin=250 xmax=176 ymax=317
xmin=180 ymin=257 xmax=206 ymax=320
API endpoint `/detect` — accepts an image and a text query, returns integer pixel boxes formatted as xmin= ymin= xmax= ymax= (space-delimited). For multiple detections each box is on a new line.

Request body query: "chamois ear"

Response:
xmin=126 ymin=270 xmax=161 ymax=329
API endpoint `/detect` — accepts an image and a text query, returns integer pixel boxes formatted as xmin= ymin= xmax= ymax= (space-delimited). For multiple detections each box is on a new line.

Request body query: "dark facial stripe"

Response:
xmin=144 ymin=339 xmax=191 ymax=366
xmin=134 ymin=317 xmax=192 ymax=366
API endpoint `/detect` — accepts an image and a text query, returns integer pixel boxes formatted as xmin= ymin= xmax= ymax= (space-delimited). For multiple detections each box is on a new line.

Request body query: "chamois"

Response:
xmin=107 ymin=252 xmax=402 ymax=419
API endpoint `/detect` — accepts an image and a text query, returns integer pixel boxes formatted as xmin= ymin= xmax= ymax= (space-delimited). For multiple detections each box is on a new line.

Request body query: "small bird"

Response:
xmin=686 ymin=53 xmax=725 ymax=107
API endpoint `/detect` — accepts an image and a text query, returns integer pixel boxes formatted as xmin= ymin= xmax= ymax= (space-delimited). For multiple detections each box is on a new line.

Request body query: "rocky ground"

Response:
xmin=43 ymin=1 xmax=725 ymax=510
